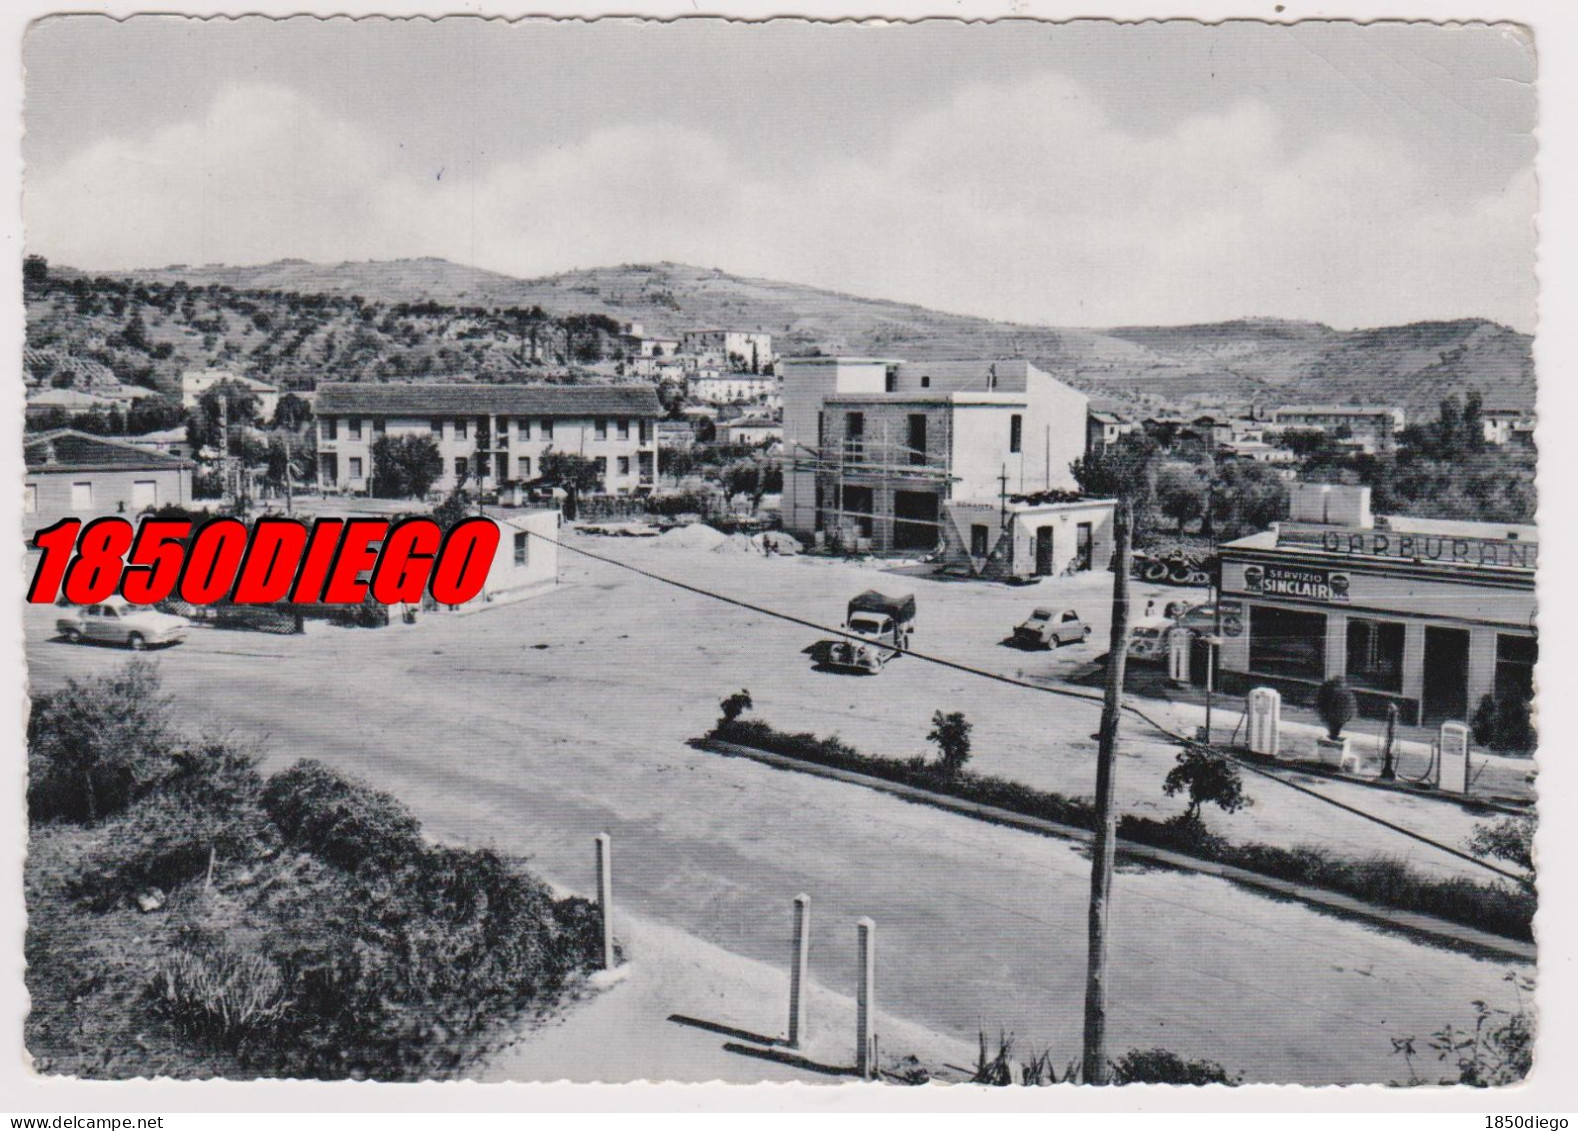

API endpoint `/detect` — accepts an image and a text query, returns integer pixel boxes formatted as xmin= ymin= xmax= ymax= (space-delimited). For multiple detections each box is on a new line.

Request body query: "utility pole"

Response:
xmin=1083 ymin=495 xmax=1133 ymax=1085
xmin=282 ymin=428 xmax=294 ymax=515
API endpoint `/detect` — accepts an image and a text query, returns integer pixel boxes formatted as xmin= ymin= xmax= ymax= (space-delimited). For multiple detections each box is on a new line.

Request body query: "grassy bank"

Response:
xmin=26 ymin=662 xmax=602 ymax=1080
xmin=709 ymin=717 xmax=1533 ymax=944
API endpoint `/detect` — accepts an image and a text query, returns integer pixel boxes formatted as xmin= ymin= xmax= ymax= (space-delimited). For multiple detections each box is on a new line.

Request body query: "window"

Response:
xmin=596 ymin=417 xmax=608 ymax=440
xmin=639 ymin=420 xmax=651 ymax=443
xmin=1009 ymin=414 xmax=1023 ymax=454
xmin=617 ymin=418 xmax=630 ymax=440
xmin=885 ymin=368 xmax=898 ymax=393
xmin=1248 ymin=605 xmax=1326 ymax=681
xmin=970 ymin=524 xmax=990 ymax=558
xmin=519 ymin=456 xmax=531 ymax=479
xmin=541 ymin=418 xmax=554 ymax=440
xmin=920 ymin=376 xmax=931 ymax=389
xmin=323 ymin=418 xmax=338 ymax=441
xmin=373 ymin=419 xmax=386 ymax=436
xmin=1495 ymin=634 xmax=1537 ymax=703
xmin=517 ymin=418 xmax=531 ymax=441
xmin=455 ymin=418 xmax=468 ymax=440
xmin=349 ymin=457 xmax=363 ymax=478
xmin=817 ymin=411 xmax=826 ymax=449
xmin=349 ymin=418 xmax=362 ymax=440
xmin=454 ymin=457 xmax=468 ymax=480
xmin=595 ymin=457 xmax=609 ymax=480
xmin=845 ymin=412 xmax=865 ymax=458
xmin=842 ymin=485 xmax=874 ymax=538
xmin=495 ymin=453 xmax=509 ymax=481
xmin=431 ymin=418 xmax=444 ymax=437
xmin=70 ymin=482 xmax=92 ymax=511
xmin=514 ymin=532 xmax=529 ymax=566
xmin=617 ymin=456 xmax=631 ymax=476
xmin=1346 ymin=617 xmax=1405 ymax=693
xmin=907 ymin=414 xmax=927 ymax=466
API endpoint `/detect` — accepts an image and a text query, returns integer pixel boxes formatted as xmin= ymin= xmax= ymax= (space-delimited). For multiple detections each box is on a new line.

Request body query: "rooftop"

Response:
xmin=25 ymin=429 xmax=195 ymax=472
xmin=313 ymin=381 xmax=663 ymax=417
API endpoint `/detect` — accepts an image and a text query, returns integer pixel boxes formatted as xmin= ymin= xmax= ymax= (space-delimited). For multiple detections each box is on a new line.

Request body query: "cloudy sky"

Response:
xmin=24 ymin=17 xmax=1536 ymax=331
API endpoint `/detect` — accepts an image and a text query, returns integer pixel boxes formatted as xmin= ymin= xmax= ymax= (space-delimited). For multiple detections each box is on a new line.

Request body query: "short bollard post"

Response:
xmin=595 ymin=833 xmax=615 ymax=970
xmin=788 ymin=894 xmax=810 ymax=1049
xmin=856 ymin=917 xmax=875 ymax=1079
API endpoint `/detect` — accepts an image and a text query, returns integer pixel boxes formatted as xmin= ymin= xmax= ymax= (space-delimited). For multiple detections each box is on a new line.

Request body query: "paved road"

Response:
xmin=23 ymin=541 xmax=1528 ymax=1084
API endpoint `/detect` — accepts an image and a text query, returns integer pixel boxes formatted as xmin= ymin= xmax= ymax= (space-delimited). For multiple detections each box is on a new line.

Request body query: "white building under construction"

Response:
xmin=780 ymin=358 xmax=1092 ymax=554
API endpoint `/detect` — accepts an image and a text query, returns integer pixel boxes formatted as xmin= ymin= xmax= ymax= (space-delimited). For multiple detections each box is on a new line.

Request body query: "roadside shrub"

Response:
xmin=1472 ymin=693 xmax=1536 ymax=754
xmin=28 ymin=661 xmax=178 ymax=822
xmin=927 ymin=711 xmax=973 ymax=776
xmin=261 ymin=760 xmax=424 ymax=872
xmin=1162 ymin=747 xmax=1250 ymax=823
xmin=1112 ymin=1047 xmax=1240 ymax=1085
xmin=148 ymin=936 xmax=291 ymax=1049
xmin=708 ymin=717 xmax=1535 ymax=942
xmin=719 ymin=689 xmax=753 ymax=726
xmin=1392 ymin=973 xmax=1534 ymax=1086
xmin=1467 ymin=815 xmax=1535 ymax=891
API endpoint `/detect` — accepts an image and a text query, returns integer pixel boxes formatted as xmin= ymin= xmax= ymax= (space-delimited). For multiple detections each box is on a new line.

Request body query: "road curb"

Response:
xmin=698 ymin=738 xmax=1535 ymax=963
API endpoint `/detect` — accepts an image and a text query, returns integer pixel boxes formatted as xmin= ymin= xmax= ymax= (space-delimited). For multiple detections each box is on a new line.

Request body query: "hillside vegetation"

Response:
xmin=30 ymin=256 xmax=1535 ymax=418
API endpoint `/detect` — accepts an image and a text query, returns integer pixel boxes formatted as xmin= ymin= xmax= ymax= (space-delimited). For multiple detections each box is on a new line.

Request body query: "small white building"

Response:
xmin=941 ymin=497 xmax=1117 ymax=581
xmin=716 ymin=415 xmax=783 ymax=448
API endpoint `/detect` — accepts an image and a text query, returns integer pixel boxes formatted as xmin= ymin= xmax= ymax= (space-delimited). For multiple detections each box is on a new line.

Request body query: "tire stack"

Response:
xmin=1132 ymin=547 xmax=1216 ymax=587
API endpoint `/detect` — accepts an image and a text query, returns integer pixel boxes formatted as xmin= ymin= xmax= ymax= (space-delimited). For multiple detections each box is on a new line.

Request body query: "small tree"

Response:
xmin=371 ymin=433 xmax=444 ymax=499
xmin=1162 ymin=747 xmax=1250 ymax=823
xmin=1316 ymin=678 xmax=1357 ymax=740
xmin=719 ymin=689 xmax=753 ymax=728
xmin=1466 ymin=814 xmax=1534 ymax=889
xmin=928 ymin=711 xmax=973 ymax=776
xmin=539 ymin=448 xmax=602 ymax=520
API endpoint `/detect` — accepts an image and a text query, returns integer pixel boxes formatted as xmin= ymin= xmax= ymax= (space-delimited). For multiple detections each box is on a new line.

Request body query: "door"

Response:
xmin=131 ymin=480 xmax=157 ymax=511
xmin=1075 ymin=522 xmax=1094 ymax=571
xmin=1423 ymin=626 xmax=1471 ymax=722
xmin=893 ymin=490 xmax=939 ymax=550
xmin=1034 ymin=526 xmax=1055 ymax=576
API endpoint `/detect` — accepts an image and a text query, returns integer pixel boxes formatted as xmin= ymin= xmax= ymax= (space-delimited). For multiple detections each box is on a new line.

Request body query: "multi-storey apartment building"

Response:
xmin=312 ymin=382 xmax=662 ymax=496
xmin=1270 ymin=404 xmax=1406 ymax=453
xmin=781 ymin=358 xmax=1089 ymax=551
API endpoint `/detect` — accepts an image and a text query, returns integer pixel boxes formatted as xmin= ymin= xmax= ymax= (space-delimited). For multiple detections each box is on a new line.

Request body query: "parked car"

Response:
xmin=1173 ymin=604 xmax=1219 ymax=634
xmin=1012 ymin=607 xmax=1092 ymax=649
xmin=1125 ymin=615 xmax=1176 ymax=662
xmin=56 ymin=597 xmax=191 ymax=650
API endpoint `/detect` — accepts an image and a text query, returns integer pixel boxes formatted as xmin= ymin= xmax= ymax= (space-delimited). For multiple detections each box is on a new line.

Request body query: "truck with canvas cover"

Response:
xmin=823 ymin=590 xmax=917 ymax=673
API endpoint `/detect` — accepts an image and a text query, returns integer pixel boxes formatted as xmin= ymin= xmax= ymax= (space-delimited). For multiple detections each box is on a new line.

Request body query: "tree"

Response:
xmin=1069 ymin=434 xmax=1159 ymax=528
xmin=1207 ymin=460 xmax=1290 ymax=540
xmin=1466 ymin=814 xmax=1534 ymax=881
xmin=662 ymin=446 xmax=698 ymax=485
xmin=538 ymin=449 xmax=602 ymax=520
xmin=927 ymin=710 xmax=973 ymax=776
xmin=719 ymin=689 xmax=753 ymax=727
xmin=28 ymin=661 xmax=177 ymax=822
xmin=370 ymin=433 xmax=445 ymax=499
xmin=1155 ymin=465 xmax=1206 ymax=532
xmin=126 ymin=395 xmax=188 ymax=435
xmin=272 ymin=392 xmax=313 ymax=431
xmin=23 ymin=253 xmax=48 ymax=287
xmin=1162 ymin=748 xmax=1250 ymax=823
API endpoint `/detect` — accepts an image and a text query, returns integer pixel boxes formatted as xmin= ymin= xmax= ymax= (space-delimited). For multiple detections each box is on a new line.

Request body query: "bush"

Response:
xmin=261 ymin=760 xmax=425 ymax=872
xmin=1162 ymin=748 xmax=1250 ymax=823
xmin=1467 ymin=815 xmax=1535 ymax=889
xmin=28 ymin=661 xmax=178 ymax=822
xmin=1316 ymin=678 xmax=1357 ymax=740
xmin=927 ymin=711 xmax=973 ymax=775
xmin=1112 ymin=1047 xmax=1239 ymax=1085
xmin=708 ymin=716 xmax=1535 ymax=942
xmin=148 ymin=937 xmax=291 ymax=1049
xmin=1472 ymin=693 xmax=1535 ymax=753
xmin=719 ymin=689 xmax=753 ymax=726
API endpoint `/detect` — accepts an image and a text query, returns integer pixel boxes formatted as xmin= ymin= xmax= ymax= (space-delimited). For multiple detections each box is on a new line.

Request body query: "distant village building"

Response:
xmin=657 ymin=419 xmax=699 ymax=449
xmin=125 ymin=426 xmax=195 ymax=460
xmin=181 ymin=369 xmax=282 ymax=422
xmin=1480 ymin=403 xmax=1536 ymax=446
xmin=1270 ymin=405 xmax=1406 ymax=454
xmin=782 ymin=358 xmax=1091 ymax=553
xmin=1085 ymin=410 xmax=1137 ymax=454
xmin=715 ymin=414 xmax=783 ymax=448
xmin=25 ymin=387 xmax=125 ymax=422
xmin=1218 ymin=483 xmax=1536 ymax=725
xmin=687 ymin=372 xmax=780 ymax=406
xmin=679 ymin=329 xmax=774 ymax=374
xmin=24 ymin=429 xmax=193 ymax=535
xmin=1219 ymin=439 xmax=1297 ymax=467
xmin=311 ymin=382 xmax=662 ymax=497
xmin=618 ymin=322 xmax=681 ymax=359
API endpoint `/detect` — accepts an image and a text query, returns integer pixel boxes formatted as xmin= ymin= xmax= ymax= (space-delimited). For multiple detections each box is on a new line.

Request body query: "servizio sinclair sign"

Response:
xmin=1242 ymin=563 xmax=1350 ymax=604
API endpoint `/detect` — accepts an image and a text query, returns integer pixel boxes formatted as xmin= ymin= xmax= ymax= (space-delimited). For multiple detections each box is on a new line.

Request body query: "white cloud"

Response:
xmin=26 ymin=76 xmax=1536 ymax=330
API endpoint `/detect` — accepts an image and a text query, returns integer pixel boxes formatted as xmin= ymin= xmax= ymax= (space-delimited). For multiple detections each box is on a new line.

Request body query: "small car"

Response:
xmin=56 ymin=596 xmax=191 ymax=650
xmin=1013 ymin=607 xmax=1092 ymax=649
xmin=1125 ymin=616 xmax=1177 ymax=662
xmin=1173 ymin=604 xmax=1219 ymax=634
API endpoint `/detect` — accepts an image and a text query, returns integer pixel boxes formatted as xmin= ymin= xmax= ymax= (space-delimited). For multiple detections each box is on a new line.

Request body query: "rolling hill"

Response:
xmin=96 ymin=258 xmax=1537 ymax=418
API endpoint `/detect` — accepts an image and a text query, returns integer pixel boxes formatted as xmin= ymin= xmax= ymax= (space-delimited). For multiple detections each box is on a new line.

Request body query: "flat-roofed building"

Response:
xmin=1271 ymin=404 xmax=1406 ymax=453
